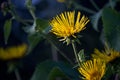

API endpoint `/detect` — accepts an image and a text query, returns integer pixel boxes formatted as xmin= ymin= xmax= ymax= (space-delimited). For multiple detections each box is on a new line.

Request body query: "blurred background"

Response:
xmin=0 ymin=0 xmax=120 ymax=80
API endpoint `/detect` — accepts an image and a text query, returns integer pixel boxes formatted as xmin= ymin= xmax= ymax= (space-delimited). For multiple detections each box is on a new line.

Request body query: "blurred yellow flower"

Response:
xmin=78 ymin=59 xmax=106 ymax=80
xmin=50 ymin=11 xmax=89 ymax=41
xmin=0 ymin=44 xmax=27 ymax=60
xmin=92 ymin=48 xmax=120 ymax=63
xmin=57 ymin=0 xmax=66 ymax=3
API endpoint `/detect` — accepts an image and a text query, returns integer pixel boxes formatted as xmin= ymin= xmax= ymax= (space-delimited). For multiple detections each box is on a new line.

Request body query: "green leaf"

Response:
xmin=28 ymin=33 xmax=43 ymax=53
xmin=56 ymin=62 xmax=80 ymax=80
xmin=91 ymin=10 xmax=102 ymax=31
xmin=102 ymin=8 xmax=120 ymax=51
xmin=36 ymin=18 xmax=49 ymax=33
xmin=78 ymin=49 xmax=85 ymax=62
xmin=7 ymin=62 xmax=17 ymax=73
xmin=48 ymin=67 xmax=68 ymax=80
xmin=26 ymin=0 xmax=35 ymax=11
xmin=4 ymin=19 xmax=12 ymax=44
xmin=103 ymin=64 xmax=114 ymax=80
xmin=26 ymin=0 xmax=32 ymax=7
xmin=31 ymin=60 xmax=80 ymax=80
xmin=31 ymin=60 xmax=56 ymax=80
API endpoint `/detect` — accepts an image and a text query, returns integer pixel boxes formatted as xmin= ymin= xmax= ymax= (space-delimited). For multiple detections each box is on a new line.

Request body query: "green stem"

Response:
xmin=73 ymin=2 xmax=96 ymax=14
xmin=7 ymin=0 xmax=29 ymax=26
xmin=51 ymin=44 xmax=58 ymax=61
xmin=41 ymin=33 xmax=74 ymax=65
xmin=26 ymin=0 xmax=36 ymax=21
xmin=14 ymin=69 xmax=21 ymax=80
xmin=71 ymin=41 xmax=80 ymax=66
xmin=90 ymin=0 xmax=100 ymax=11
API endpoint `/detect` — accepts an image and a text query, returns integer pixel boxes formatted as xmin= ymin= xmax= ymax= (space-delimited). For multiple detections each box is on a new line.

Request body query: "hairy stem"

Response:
xmin=71 ymin=41 xmax=80 ymax=66
xmin=14 ymin=69 xmax=21 ymax=80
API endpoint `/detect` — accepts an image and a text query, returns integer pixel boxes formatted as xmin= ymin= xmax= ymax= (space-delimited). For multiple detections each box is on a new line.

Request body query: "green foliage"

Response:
xmin=103 ymin=64 xmax=114 ymax=80
xmin=31 ymin=60 xmax=80 ymax=80
xmin=48 ymin=67 xmax=67 ymax=80
xmin=1 ymin=0 xmax=120 ymax=80
xmin=78 ymin=49 xmax=85 ymax=63
xmin=102 ymin=8 xmax=120 ymax=51
xmin=4 ymin=19 xmax=12 ymax=44
xmin=91 ymin=10 xmax=102 ymax=31
xmin=28 ymin=18 xmax=49 ymax=53
xmin=28 ymin=33 xmax=43 ymax=53
xmin=36 ymin=18 xmax=49 ymax=33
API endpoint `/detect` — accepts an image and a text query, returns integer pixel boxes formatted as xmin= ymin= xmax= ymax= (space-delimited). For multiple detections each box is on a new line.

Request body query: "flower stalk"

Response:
xmin=14 ymin=69 xmax=21 ymax=80
xmin=71 ymin=41 xmax=80 ymax=66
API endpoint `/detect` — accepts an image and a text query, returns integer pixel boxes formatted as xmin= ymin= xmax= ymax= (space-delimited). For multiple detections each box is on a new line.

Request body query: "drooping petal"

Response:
xmin=92 ymin=48 xmax=120 ymax=63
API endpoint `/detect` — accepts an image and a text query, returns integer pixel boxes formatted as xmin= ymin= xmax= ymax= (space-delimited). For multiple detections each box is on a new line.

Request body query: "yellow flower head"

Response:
xmin=57 ymin=0 xmax=66 ymax=3
xmin=0 ymin=44 xmax=27 ymax=60
xmin=92 ymin=48 xmax=120 ymax=63
xmin=78 ymin=59 xmax=106 ymax=80
xmin=50 ymin=11 xmax=89 ymax=41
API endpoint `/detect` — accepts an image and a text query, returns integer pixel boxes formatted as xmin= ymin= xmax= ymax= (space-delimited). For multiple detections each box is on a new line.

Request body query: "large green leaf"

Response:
xmin=31 ymin=60 xmax=80 ymax=80
xmin=56 ymin=62 xmax=80 ymax=80
xmin=4 ymin=19 xmax=12 ymax=44
xmin=102 ymin=8 xmax=120 ymax=51
xmin=48 ymin=67 xmax=69 ymax=80
xmin=28 ymin=33 xmax=43 ymax=53
xmin=26 ymin=18 xmax=49 ymax=53
xmin=36 ymin=18 xmax=50 ymax=34
xmin=91 ymin=10 xmax=102 ymax=31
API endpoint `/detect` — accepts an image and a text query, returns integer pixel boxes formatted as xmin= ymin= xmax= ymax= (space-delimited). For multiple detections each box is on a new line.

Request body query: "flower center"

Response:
xmin=90 ymin=71 xmax=101 ymax=80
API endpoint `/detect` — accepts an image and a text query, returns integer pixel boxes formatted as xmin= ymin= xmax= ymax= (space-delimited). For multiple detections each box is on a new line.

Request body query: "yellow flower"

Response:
xmin=57 ymin=0 xmax=66 ymax=3
xmin=50 ymin=11 xmax=89 ymax=41
xmin=92 ymin=48 xmax=120 ymax=63
xmin=0 ymin=44 xmax=27 ymax=60
xmin=78 ymin=59 xmax=106 ymax=80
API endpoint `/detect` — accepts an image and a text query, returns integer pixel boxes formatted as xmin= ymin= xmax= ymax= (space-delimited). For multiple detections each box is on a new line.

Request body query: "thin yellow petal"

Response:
xmin=50 ymin=11 xmax=89 ymax=42
xmin=78 ymin=59 xmax=106 ymax=80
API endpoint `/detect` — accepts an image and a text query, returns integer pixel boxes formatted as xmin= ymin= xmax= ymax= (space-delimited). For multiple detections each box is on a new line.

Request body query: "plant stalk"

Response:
xmin=71 ymin=41 xmax=80 ymax=66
